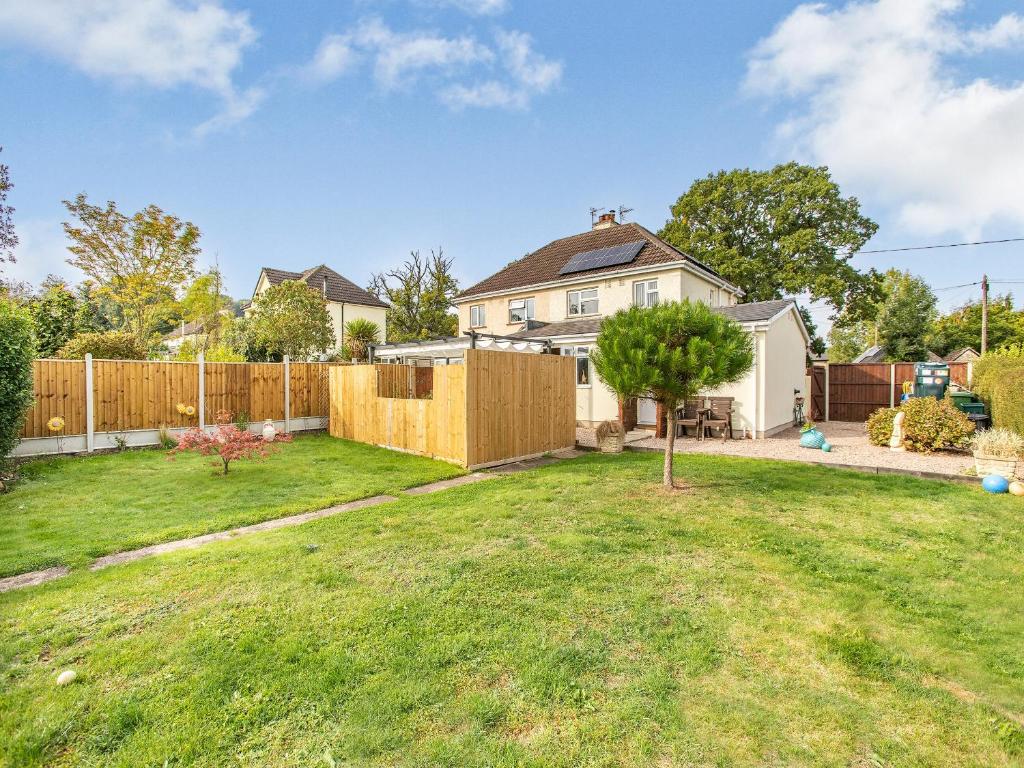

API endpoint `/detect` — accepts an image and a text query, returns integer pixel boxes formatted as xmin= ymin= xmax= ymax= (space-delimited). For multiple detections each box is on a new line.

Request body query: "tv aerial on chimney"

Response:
xmin=617 ymin=205 xmax=634 ymax=222
xmin=589 ymin=206 xmax=606 ymax=225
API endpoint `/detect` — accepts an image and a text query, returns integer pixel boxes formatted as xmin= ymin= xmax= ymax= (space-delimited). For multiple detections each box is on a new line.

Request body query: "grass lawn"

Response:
xmin=0 ymin=434 xmax=464 ymax=577
xmin=2 ymin=452 xmax=1023 ymax=766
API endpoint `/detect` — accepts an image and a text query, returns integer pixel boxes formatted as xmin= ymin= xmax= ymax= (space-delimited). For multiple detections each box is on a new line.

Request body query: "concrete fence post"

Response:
xmin=967 ymin=361 xmax=974 ymax=388
xmin=890 ymin=363 xmax=896 ymax=408
xmin=198 ymin=353 xmax=206 ymax=430
xmin=283 ymin=355 xmax=291 ymax=434
xmin=85 ymin=353 xmax=95 ymax=452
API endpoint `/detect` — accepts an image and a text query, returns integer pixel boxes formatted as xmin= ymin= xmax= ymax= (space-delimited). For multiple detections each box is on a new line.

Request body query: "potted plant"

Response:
xmin=595 ymin=419 xmax=625 ymax=454
xmin=799 ymin=421 xmax=826 ymax=449
xmin=970 ymin=428 xmax=1024 ymax=479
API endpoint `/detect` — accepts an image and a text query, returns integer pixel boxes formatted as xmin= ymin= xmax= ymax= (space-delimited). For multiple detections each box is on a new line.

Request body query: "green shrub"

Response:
xmin=865 ymin=396 xmax=973 ymax=453
xmin=57 ymin=331 xmax=147 ymax=360
xmin=0 ymin=299 xmax=36 ymax=471
xmin=973 ymin=345 xmax=1024 ymax=435
xmin=866 ymin=407 xmax=897 ymax=447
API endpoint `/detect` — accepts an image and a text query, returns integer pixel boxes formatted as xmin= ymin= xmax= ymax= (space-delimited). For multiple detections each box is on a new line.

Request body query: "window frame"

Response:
xmin=562 ymin=345 xmax=591 ymax=387
xmin=508 ymin=297 xmax=536 ymax=324
xmin=566 ymin=287 xmax=599 ymax=317
xmin=633 ymin=279 xmax=659 ymax=308
xmin=469 ymin=304 xmax=486 ymax=328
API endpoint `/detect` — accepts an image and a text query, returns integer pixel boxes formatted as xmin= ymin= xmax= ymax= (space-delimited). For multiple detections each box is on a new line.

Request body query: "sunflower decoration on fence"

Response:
xmin=47 ymin=416 xmax=66 ymax=454
xmin=175 ymin=403 xmax=198 ymax=422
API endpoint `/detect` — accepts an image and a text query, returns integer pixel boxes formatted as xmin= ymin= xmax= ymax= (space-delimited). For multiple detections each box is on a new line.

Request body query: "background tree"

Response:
xmin=0 ymin=299 xmax=35 ymax=475
xmin=247 ymin=280 xmax=335 ymax=360
xmin=929 ymin=295 xmax=1023 ymax=356
xmin=57 ymin=331 xmax=148 ymax=360
xmin=75 ymin=280 xmax=117 ymax=333
xmin=369 ymin=249 xmax=459 ymax=342
xmin=177 ymin=269 xmax=234 ymax=354
xmin=826 ymin=315 xmax=875 ymax=363
xmin=31 ymin=276 xmax=79 ymax=357
xmin=0 ymin=147 xmax=17 ymax=270
xmin=343 ymin=318 xmax=381 ymax=361
xmin=659 ymin=163 xmax=881 ymax=317
xmin=798 ymin=306 xmax=826 ymax=359
xmin=592 ymin=301 xmax=753 ymax=489
xmin=63 ymin=194 xmax=199 ymax=344
xmin=874 ymin=270 xmax=937 ymax=362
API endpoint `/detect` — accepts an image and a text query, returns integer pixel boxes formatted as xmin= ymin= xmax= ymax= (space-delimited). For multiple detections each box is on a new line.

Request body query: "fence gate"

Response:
xmin=819 ymin=361 xmax=970 ymax=422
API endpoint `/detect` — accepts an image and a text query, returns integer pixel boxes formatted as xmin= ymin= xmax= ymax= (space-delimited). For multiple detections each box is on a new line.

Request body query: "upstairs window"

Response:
xmin=567 ymin=288 xmax=598 ymax=316
xmin=470 ymin=304 xmax=486 ymax=327
xmin=508 ymin=297 xmax=535 ymax=324
xmin=633 ymin=279 xmax=659 ymax=307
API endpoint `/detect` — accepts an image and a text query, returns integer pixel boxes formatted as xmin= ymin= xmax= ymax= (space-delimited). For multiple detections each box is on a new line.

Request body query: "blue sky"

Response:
xmin=2 ymin=0 xmax=1024 ymax=331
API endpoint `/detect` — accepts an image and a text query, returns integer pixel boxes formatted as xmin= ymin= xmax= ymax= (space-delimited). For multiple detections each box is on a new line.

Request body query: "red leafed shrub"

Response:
xmin=169 ymin=410 xmax=291 ymax=475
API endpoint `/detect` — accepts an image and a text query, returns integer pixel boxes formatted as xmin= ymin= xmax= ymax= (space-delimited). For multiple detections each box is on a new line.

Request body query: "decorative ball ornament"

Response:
xmin=982 ymin=474 xmax=1010 ymax=494
xmin=47 ymin=416 xmax=65 ymax=432
xmin=1009 ymin=481 xmax=1024 ymax=497
xmin=56 ymin=669 xmax=77 ymax=686
xmin=821 ymin=441 xmax=833 ymax=453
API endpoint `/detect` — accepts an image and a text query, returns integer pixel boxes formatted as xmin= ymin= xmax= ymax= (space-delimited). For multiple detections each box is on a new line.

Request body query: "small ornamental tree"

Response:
xmin=592 ymin=301 xmax=753 ymax=488
xmin=343 ymin=318 xmax=381 ymax=361
xmin=169 ymin=410 xmax=291 ymax=475
xmin=57 ymin=330 xmax=147 ymax=360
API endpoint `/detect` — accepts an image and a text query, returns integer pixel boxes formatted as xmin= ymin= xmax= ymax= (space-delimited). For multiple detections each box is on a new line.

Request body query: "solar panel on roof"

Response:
xmin=559 ymin=240 xmax=645 ymax=275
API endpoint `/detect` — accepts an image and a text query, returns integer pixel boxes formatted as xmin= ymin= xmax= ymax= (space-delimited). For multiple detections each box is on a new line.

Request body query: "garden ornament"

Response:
xmin=262 ymin=419 xmax=277 ymax=441
xmin=56 ymin=670 xmax=77 ymax=686
xmin=982 ymin=475 xmax=1010 ymax=494
xmin=1009 ymin=481 xmax=1024 ymax=497
xmin=889 ymin=411 xmax=906 ymax=452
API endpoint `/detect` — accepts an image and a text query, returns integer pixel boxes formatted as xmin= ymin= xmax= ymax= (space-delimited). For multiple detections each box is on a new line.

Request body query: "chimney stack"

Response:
xmin=592 ymin=211 xmax=618 ymax=230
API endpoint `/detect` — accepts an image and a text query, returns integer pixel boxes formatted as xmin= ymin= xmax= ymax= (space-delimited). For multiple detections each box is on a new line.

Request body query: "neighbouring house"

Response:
xmin=851 ymin=345 xmax=970 ymax=363
xmin=374 ymin=212 xmax=810 ymax=438
xmin=944 ymin=347 xmax=980 ymax=363
xmin=162 ymin=309 xmax=235 ymax=353
xmin=246 ymin=265 xmax=388 ymax=355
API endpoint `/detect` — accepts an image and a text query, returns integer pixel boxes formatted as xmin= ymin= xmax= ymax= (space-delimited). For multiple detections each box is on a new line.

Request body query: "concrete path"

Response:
xmin=1 ymin=452 xmax=580 ymax=594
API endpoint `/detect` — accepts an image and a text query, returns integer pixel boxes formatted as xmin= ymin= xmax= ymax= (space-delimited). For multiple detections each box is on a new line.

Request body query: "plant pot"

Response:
xmin=599 ymin=433 xmax=624 ymax=454
xmin=973 ymin=452 xmax=1019 ymax=480
xmin=799 ymin=428 xmax=826 ymax=449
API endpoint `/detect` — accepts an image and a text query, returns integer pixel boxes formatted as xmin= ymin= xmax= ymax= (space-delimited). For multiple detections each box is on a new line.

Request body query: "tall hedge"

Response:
xmin=973 ymin=346 xmax=1024 ymax=435
xmin=56 ymin=330 xmax=147 ymax=360
xmin=0 ymin=299 xmax=36 ymax=468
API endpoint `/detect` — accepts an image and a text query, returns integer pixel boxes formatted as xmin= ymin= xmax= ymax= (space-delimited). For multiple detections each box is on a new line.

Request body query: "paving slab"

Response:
xmin=403 ymin=473 xmax=491 ymax=495
xmin=90 ymin=495 xmax=397 ymax=571
xmin=0 ymin=566 xmax=71 ymax=594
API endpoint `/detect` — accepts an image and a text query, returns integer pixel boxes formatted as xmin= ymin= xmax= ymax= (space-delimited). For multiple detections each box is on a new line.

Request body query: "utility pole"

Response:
xmin=981 ymin=273 xmax=989 ymax=355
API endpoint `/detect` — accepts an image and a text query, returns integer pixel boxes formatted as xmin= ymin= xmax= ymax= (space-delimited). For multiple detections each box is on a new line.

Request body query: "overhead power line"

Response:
xmin=859 ymin=237 xmax=1024 ymax=254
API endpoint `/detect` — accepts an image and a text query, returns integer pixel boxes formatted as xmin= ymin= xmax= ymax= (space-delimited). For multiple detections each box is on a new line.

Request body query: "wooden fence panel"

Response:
xmin=826 ymin=363 xmax=890 ymax=422
xmin=21 ymin=360 xmax=87 ymax=438
xmin=94 ymin=360 xmax=199 ymax=432
xmin=464 ymin=349 xmax=575 ymax=467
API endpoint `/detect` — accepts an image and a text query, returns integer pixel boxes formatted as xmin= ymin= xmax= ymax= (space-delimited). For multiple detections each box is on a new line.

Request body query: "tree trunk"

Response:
xmin=663 ymin=403 xmax=677 ymax=488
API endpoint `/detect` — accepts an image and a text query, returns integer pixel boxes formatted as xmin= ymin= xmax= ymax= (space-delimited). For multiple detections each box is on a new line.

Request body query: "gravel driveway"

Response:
xmin=578 ymin=421 xmax=974 ymax=479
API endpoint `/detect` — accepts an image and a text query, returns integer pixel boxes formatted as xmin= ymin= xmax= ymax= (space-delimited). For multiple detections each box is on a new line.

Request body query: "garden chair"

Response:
xmin=675 ymin=399 xmax=703 ymax=438
xmin=702 ymin=397 xmax=735 ymax=442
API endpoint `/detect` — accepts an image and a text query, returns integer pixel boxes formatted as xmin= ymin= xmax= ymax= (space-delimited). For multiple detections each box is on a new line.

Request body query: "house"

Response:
xmin=376 ymin=212 xmax=810 ymax=438
xmin=944 ymin=347 xmax=980 ymax=363
xmin=247 ymin=265 xmax=388 ymax=354
xmin=161 ymin=309 xmax=235 ymax=353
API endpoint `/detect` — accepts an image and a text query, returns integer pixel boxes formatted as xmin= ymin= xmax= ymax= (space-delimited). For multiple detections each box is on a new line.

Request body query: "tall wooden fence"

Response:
xmin=17 ymin=357 xmax=340 ymax=456
xmin=329 ymin=349 xmax=576 ymax=468
xmin=809 ymin=361 xmax=971 ymax=422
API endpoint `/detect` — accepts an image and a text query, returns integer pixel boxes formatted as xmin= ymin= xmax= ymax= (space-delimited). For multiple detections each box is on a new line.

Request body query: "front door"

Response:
xmin=637 ymin=397 xmax=657 ymax=426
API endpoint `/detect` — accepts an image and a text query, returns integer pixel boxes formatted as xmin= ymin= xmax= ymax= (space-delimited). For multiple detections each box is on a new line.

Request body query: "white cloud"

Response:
xmin=306 ymin=19 xmax=560 ymax=110
xmin=0 ymin=0 xmax=260 ymax=134
xmin=747 ymin=0 xmax=1024 ymax=235
xmin=427 ymin=0 xmax=509 ymax=15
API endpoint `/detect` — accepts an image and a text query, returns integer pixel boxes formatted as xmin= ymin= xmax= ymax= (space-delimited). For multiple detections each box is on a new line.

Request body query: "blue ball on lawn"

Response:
xmin=982 ymin=474 xmax=1010 ymax=494
xmin=820 ymin=441 xmax=832 ymax=452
